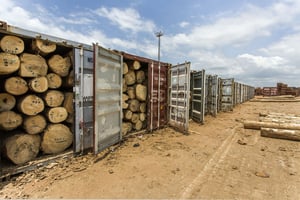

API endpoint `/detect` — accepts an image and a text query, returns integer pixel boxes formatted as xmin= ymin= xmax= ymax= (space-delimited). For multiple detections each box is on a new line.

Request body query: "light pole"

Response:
xmin=155 ymin=31 xmax=163 ymax=62
xmin=155 ymin=31 xmax=163 ymax=128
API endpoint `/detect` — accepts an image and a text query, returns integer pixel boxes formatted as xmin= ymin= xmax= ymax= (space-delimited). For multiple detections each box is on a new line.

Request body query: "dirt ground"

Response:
xmin=1 ymin=99 xmax=300 ymax=199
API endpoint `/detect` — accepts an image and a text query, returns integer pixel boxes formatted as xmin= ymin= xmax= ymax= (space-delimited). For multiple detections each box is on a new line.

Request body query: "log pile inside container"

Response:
xmin=122 ymin=60 xmax=147 ymax=135
xmin=0 ymin=35 xmax=74 ymax=165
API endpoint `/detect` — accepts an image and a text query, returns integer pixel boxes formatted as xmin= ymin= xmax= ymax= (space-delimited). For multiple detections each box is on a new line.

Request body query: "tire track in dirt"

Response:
xmin=180 ymin=125 xmax=241 ymax=199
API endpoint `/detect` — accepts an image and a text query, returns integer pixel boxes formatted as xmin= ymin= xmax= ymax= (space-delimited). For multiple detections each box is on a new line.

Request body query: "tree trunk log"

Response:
xmin=0 ymin=93 xmax=16 ymax=112
xmin=0 ymin=111 xmax=22 ymax=131
xmin=62 ymin=69 xmax=74 ymax=88
xmin=139 ymin=113 xmax=146 ymax=122
xmin=131 ymin=113 xmax=139 ymax=123
xmin=123 ymin=62 xmax=128 ymax=75
xmin=122 ymin=78 xmax=127 ymax=92
xmin=136 ymin=70 xmax=145 ymax=83
xmin=0 ymin=35 xmax=24 ymax=54
xmin=19 ymin=53 xmax=48 ymax=77
xmin=127 ymin=87 xmax=135 ymax=99
xmin=135 ymin=84 xmax=147 ymax=101
xmin=0 ymin=53 xmax=20 ymax=75
xmin=124 ymin=70 xmax=136 ymax=85
xmin=47 ymin=73 xmax=62 ymax=89
xmin=134 ymin=120 xmax=143 ymax=131
xmin=32 ymin=39 xmax=56 ymax=55
xmin=43 ymin=90 xmax=64 ymax=107
xmin=28 ymin=76 xmax=48 ymax=93
xmin=41 ymin=124 xmax=73 ymax=154
xmin=261 ymin=128 xmax=300 ymax=141
xmin=244 ymin=120 xmax=300 ymax=130
xmin=128 ymin=99 xmax=140 ymax=112
xmin=23 ymin=114 xmax=47 ymax=135
xmin=48 ymin=54 xmax=71 ymax=77
xmin=124 ymin=110 xmax=133 ymax=120
xmin=129 ymin=60 xmax=141 ymax=70
xmin=3 ymin=133 xmax=41 ymax=165
xmin=5 ymin=76 xmax=28 ymax=95
xmin=63 ymin=92 xmax=74 ymax=115
xmin=18 ymin=95 xmax=44 ymax=116
xmin=122 ymin=122 xmax=132 ymax=135
xmin=45 ymin=107 xmax=68 ymax=123
xmin=139 ymin=102 xmax=146 ymax=113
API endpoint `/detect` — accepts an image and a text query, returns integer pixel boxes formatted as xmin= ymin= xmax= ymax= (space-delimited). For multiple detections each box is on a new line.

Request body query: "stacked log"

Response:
xmin=244 ymin=112 xmax=300 ymax=142
xmin=122 ymin=60 xmax=147 ymax=135
xmin=0 ymin=35 xmax=74 ymax=165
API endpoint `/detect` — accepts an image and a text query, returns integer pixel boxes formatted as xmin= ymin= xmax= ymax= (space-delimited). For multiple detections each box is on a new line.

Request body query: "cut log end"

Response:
xmin=23 ymin=114 xmax=47 ymax=135
xmin=0 ymin=35 xmax=24 ymax=54
xmin=0 ymin=111 xmax=23 ymax=131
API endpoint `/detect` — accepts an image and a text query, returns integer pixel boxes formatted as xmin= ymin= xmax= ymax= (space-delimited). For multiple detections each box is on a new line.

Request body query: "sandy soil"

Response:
xmin=1 ymin=100 xmax=300 ymax=199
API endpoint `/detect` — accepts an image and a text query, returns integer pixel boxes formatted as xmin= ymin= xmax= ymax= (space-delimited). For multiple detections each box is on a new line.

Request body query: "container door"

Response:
xmin=210 ymin=75 xmax=219 ymax=116
xmin=190 ymin=70 xmax=205 ymax=123
xmin=148 ymin=62 xmax=168 ymax=131
xmin=74 ymin=47 xmax=94 ymax=153
xmin=168 ymin=62 xmax=190 ymax=133
xmin=93 ymin=44 xmax=122 ymax=154
xmin=220 ymin=78 xmax=234 ymax=112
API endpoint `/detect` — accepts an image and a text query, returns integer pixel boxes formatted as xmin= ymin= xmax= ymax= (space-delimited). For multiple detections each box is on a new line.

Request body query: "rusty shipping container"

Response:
xmin=0 ymin=21 xmax=123 ymax=178
xmin=118 ymin=51 xmax=191 ymax=134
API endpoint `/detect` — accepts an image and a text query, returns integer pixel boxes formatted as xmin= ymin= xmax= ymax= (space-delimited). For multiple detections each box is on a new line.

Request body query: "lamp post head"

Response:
xmin=155 ymin=31 xmax=164 ymax=38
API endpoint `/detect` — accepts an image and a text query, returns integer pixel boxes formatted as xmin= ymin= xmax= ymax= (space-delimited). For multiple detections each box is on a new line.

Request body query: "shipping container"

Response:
xmin=0 ymin=21 xmax=123 ymax=178
xmin=205 ymin=74 xmax=218 ymax=117
xmin=117 ymin=52 xmax=190 ymax=134
xmin=219 ymin=78 xmax=234 ymax=112
xmin=262 ymin=87 xmax=278 ymax=96
xmin=189 ymin=70 xmax=205 ymax=123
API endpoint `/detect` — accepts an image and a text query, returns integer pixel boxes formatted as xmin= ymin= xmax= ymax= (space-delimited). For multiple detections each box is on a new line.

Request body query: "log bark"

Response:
xmin=3 ymin=133 xmax=41 ymax=165
xmin=18 ymin=95 xmax=44 ymax=116
xmin=43 ymin=90 xmax=64 ymax=107
xmin=23 ymin=114 xmax=47 ymax=134
xmin=41 ymin=124 xmax=73 ymax=154
xmin=122 ymin=122 xmax=132 ymax=135
xmin=28 ymin=76 xmax=48 ymax=93
xmin=123 ymin=62 xmax=128 ymax=75
xmin=127 ymin=87 xmax=135 ymax=99
xmin=0 ymin=35 xmax=24 ymax=54
xmin=47 ymin=73 xmax=62 ymax=89
xmin=0 ymin=111 xmax=22 ymax=131
xmin=136 ymin=70 xmax=145 ymax=83
xmin=0 ymin=93 xmax=16 ymax=112
xmin=128 ymin=99 xmax=140 ymax=112
xmin=261 ymin=128 xmax=300 ymax=141
xmin=244 ymin=120 xmax=300 ymax=130
xmin=139 ymin=102 xmax=146 ymax=113
xmin=135 ymin=84 xmax=147 ymax=101
xmin=0 ymin=53 xmax=20 ymax=75
xmin=48 ymin=54 xmax=71 ymax=77
xmin=134 ymin=120 xmax=143 ymax=131
xmin=5 ymin=76 xmax=28 ymax=95
xmin=45 ymin=107 xmax=68 ymax=123
xmin=32 ymin=39 xmax=56 ymax=55
xmin=124 ymin=70 xmax=136 ymax=85
xmin=63 ymin=92 xmax=74 ymax=115
xmin=19 ymin=53 xmax=48 ymax=77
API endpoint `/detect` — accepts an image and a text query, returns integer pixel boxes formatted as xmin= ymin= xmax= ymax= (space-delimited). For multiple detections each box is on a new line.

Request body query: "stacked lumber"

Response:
xmin=243 ymin=112 xmax=300 ymax=141
xmin=122 ymin=60 xmax=147 ymax=135
xmin=0 ymin=35 xmax=74 ymax=165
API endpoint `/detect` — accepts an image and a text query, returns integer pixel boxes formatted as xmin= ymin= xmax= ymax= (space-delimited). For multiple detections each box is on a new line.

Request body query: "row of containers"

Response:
xmin=0 ymin=21 xmax=254 ymax=177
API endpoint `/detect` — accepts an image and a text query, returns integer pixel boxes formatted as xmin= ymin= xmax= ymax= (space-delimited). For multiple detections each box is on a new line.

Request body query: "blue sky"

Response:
xmin=1 ymin=0 xmax=300 ymax=87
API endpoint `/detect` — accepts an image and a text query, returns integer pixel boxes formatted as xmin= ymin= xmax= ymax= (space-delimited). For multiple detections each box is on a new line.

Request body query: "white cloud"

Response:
xmin=95 ymin=7 xmax=156 ymax=33
xmin=179 ymin=21 xmax=189 ymax=28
